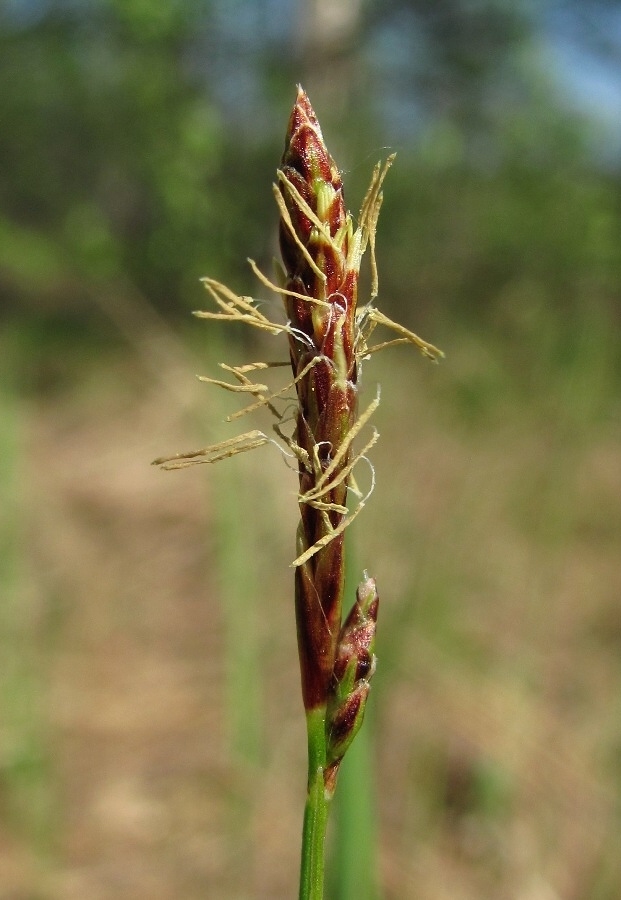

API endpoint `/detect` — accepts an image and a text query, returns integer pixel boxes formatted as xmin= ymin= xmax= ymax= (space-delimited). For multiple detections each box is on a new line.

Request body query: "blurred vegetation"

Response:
xmin=1 ymin=0 xmax=621 ymax=897
xmin=2 ymin=0 xmax=619 ymax=343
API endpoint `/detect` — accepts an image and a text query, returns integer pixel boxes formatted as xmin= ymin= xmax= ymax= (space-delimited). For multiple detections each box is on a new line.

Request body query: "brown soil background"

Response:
xmin=2 ymin=327 xmax=620 ymax=899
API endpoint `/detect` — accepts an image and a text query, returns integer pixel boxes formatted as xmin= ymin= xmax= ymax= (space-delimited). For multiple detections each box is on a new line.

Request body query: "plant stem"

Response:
xmin=299 ymin=706 xmax=331 ymax=900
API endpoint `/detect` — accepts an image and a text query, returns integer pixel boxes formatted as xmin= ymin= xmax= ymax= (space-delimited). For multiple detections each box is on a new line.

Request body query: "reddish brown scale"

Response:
xmin=329 ymin=684 xmax=368 ymax=748
xmin=285 ymin=114 xmax=342 ymax=185
xmin=289 ymin=296 xmax=313 ymax=342
xmin=307 ymin=357 xmax=333 ymax=411
xmin=295 ymin=559 xmax=342 ymax=706
xmin=339 ymin=270 xmax=358 ymax=308
xmin=331 ymin=583 xmax=378 ymax=686
xmin=299 ymin=131 xmax=333 ymax=184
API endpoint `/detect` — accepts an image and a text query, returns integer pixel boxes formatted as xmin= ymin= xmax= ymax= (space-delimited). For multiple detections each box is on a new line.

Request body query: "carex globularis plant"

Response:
xmin=154 ymin=86 xmax=442 ymax=900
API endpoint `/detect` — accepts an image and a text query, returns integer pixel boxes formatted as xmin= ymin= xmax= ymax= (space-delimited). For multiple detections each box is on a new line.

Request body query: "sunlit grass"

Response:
xmin=0 ymin=326 xmax=55 ymax=874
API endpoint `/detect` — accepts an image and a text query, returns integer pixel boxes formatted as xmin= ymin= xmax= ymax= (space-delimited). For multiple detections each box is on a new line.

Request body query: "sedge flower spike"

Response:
xmin=279 ymin=89 xmax=365 ymax=715
xmin=277 ymin=89 xmax=440 ymax=728
xmin=153 ymin=86 xmax=442 ymax=900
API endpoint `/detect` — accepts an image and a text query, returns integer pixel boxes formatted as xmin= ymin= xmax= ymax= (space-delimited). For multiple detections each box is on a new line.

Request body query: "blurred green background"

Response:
xmin=1 ymin=0 xmax=621 ymax=897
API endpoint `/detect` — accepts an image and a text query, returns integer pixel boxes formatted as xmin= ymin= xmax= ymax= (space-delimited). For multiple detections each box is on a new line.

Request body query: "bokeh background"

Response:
xmin=1 ymin=1 xmax=621 ymax=897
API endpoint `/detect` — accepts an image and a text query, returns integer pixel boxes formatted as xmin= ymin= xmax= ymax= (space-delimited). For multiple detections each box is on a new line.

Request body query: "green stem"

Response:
xmin=299 ymin=706 xmax=331 ymax=900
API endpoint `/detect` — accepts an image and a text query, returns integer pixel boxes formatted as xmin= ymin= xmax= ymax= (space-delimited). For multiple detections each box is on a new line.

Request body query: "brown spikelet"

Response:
xmin=278 ymin=87 xmax=363 ymax=711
